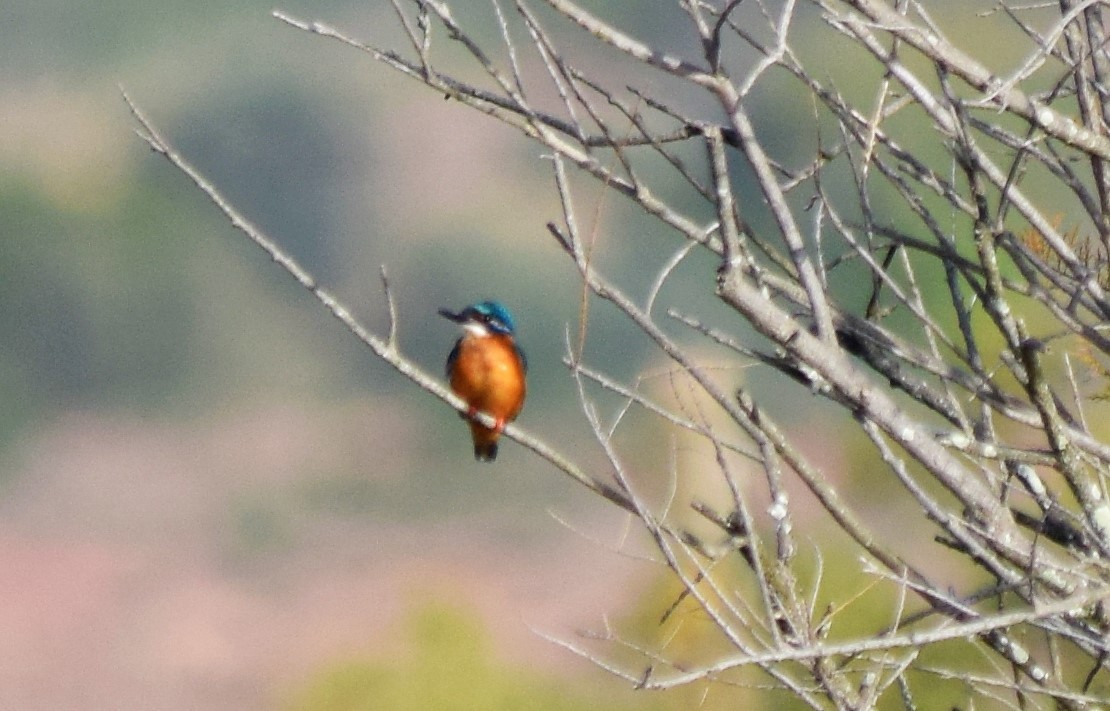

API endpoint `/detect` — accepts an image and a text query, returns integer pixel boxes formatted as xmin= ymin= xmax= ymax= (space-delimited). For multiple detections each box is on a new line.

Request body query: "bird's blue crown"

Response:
xmin=472 ymin=300 xmax=516 ymax=335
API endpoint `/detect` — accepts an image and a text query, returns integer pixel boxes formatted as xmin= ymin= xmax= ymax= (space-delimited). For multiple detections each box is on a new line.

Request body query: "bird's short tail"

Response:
xmin=469 ymin=421 xmax=501 ymax=462
xmin=473 ymin=441 xmax=498 ymax=461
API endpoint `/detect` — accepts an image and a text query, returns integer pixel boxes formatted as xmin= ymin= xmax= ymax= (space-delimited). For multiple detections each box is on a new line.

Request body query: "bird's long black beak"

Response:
xmin=438 ymin=307 xmax=465 ymax=323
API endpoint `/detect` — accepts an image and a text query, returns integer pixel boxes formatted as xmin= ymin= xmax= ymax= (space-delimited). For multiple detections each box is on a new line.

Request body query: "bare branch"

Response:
xmin=121 ymin=86 xmax=634 ymax=515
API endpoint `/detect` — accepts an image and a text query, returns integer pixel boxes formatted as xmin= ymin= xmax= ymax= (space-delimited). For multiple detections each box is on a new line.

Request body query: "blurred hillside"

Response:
xmin=1 ymin=2 xmax=717 ymax=709
xmin=0 ymin=0 xmax=1027 ymax=708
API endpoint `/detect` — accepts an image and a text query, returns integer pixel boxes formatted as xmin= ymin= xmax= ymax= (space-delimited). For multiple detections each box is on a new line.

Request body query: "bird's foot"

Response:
xmin=462 ymin=408 xmax=505 ymax=433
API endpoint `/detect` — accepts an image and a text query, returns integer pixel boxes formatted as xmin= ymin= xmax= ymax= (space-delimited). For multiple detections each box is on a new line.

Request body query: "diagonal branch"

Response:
xmin=120 ymin=86 xmax=633 ymax=514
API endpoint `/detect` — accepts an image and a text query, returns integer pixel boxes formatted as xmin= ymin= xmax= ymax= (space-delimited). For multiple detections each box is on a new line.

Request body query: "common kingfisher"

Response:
xmin=439 ymin=300 xmax=528 ymax=461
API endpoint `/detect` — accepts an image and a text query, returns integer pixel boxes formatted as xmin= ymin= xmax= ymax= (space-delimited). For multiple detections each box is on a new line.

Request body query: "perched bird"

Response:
xmin=439 ymin=300 xmax=528 ymax=461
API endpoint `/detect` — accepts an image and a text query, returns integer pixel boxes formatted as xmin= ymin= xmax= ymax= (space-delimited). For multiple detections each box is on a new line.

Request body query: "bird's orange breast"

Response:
xmin=448 ymin=334 xmax=527 ymax=422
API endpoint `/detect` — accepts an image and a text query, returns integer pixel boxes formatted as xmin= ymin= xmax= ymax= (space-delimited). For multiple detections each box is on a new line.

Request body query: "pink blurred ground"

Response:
xmin=0 ymin=406 xmax=646 ymax=710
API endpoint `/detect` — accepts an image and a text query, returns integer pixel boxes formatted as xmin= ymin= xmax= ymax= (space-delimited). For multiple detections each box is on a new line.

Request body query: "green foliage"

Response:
xmin=285 ymin=600 xmax=666 ymax=711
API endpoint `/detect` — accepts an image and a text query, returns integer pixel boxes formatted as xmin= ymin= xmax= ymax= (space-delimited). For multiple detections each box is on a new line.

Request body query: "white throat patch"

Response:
xmin=463 ymin=322 xmax=491 ymax=337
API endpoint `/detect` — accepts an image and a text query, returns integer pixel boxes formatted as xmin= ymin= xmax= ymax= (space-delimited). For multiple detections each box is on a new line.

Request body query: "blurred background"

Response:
xmin=1 ymin=1 xmax=1029 ymax=709
xmin=2 ymin=2 xmax=717 ymax=709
